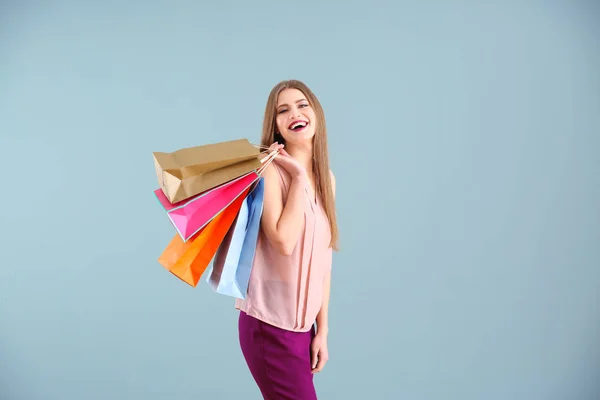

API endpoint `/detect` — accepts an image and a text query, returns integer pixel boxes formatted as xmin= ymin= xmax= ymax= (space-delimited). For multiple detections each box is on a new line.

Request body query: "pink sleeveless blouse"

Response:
xmin=235 ymin=162 xmax=332 ymax=332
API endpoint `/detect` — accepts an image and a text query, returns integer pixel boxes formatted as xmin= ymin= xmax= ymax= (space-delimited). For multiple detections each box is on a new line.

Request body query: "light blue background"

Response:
xmin=1 ymin=1 xmax=599 ymax=399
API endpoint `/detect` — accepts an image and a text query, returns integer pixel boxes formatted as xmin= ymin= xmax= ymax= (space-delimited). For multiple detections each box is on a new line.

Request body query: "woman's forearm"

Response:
xmin=316 ymin=268 xmax=331 ymax=335
xmin=274 ymin=175 xmax=308 ymax=255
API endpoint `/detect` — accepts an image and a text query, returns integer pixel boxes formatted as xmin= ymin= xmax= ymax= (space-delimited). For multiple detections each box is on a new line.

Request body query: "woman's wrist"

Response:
xmin=291 ymin=172 xmax=309 ymax=186
xmin=291 ymin=170 xmax=309 ymax=183
xmin=316 ymin=325 xmax=328 ymax=336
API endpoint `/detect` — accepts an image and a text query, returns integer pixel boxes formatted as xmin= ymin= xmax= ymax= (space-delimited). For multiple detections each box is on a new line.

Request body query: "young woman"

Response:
xmin=235 ymin=79 xmax=339 ymax=399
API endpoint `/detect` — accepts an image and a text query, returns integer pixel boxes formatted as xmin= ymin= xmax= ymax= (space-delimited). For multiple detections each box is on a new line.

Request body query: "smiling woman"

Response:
xmin=234 ymin=80 xmax=338 ymax=399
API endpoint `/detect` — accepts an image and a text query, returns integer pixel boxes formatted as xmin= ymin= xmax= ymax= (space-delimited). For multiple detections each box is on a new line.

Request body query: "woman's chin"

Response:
xmin=283 ymin=130 xmax=315 ymax=145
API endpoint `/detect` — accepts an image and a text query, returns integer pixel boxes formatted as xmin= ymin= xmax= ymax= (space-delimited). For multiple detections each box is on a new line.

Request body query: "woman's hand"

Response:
xmin=260 ymin=142 xmax=284 ymax=161
xmin=311 ymin=332 xmax=329 ymax=374
xmin=271 ymin=144 xmax=306 ymax=179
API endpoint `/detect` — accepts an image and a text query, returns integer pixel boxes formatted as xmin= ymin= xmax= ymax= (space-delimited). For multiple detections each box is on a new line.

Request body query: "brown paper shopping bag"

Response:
xmin=153 ymin=138 xmax=261 ymax=204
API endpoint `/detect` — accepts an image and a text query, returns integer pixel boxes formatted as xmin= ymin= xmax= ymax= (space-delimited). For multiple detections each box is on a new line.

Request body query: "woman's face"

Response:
xmin=275 ymin=88 xmax=317 ymax=145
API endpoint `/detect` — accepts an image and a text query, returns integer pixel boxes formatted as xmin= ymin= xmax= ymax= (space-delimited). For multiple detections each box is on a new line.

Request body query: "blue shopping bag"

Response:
xmin=207 ymin=178 xmax=264 ymax=299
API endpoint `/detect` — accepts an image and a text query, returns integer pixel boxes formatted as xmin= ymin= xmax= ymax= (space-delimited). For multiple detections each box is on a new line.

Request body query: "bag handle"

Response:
xmin=257 ymin=149 xmax=278 ymax=175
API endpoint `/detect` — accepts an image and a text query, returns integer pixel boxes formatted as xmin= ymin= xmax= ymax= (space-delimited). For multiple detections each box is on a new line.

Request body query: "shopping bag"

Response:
xmin=153 ymin=138 xmax=261 ymax=204
xmin=154 ymin=171 xmax=259 ymax=242
xmin=207 ymin=177 xmax=265 ymax=298
xmin=157 ymin=186 xmax=251 ymax=287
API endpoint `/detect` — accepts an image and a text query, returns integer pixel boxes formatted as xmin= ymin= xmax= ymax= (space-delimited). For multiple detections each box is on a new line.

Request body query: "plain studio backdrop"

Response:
xmin=1 ymin=1 xmax=598 ymax=399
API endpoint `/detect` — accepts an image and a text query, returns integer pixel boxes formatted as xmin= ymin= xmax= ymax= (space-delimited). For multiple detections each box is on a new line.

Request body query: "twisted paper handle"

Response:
xmin=257 ymin=149 xmax=278 ymax=175
xmin=249 ymin=142 xmax=280 ymax=175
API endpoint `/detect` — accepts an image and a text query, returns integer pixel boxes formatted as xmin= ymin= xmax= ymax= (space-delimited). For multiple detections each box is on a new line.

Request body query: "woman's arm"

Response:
xmin=312 ymin=170 xmax=336 ymax=372
xmin=260 ymin=161 xmax=308 ymax=256
xmin=316 ymin=271 xmax=331 ymax=335
xmin=316 ymin=169 xmax=336 ymax=335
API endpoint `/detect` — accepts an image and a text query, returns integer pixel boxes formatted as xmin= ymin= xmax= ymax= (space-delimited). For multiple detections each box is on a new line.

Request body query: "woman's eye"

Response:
xmin=299 ymin=103 xmax=308 ymax=108
xmin=278 ymin=109 xmax=287 ymax=114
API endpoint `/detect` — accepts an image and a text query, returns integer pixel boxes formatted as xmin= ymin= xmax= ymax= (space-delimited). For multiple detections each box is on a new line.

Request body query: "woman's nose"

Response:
xmin=289 ymin=108 xmax=301 ymax=118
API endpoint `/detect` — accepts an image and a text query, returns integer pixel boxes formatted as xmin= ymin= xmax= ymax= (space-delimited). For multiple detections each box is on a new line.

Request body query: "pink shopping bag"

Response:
xmin=154 ymin=171 xmax=260 ymax=242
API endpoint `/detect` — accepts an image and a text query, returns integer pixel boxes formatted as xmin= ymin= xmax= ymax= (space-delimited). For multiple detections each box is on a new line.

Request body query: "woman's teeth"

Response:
xmin=290 ymin=121 xmax=308 ymax=131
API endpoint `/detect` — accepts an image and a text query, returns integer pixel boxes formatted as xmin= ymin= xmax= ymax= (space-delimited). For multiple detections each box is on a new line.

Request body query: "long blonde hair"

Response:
xmin=260 ymin=79 xmax=339 ymax=251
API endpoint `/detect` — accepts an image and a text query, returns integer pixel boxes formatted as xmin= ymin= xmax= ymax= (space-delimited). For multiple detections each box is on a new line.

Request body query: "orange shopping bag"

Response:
xmin=158 ymin=187 xmax=251 ymax=287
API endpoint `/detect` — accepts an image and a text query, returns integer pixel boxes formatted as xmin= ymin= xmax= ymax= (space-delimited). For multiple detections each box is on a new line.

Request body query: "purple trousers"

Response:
xmin=238 ymin=311 xmax=317 ymax=400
